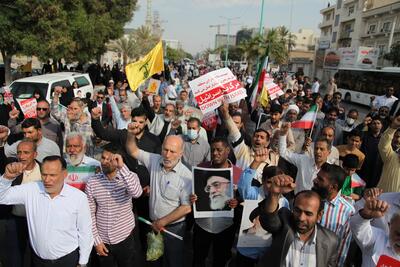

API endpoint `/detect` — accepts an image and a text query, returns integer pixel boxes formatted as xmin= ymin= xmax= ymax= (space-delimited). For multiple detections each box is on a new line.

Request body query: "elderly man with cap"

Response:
xmin=284 ymin=104 xmax=305 ymax=153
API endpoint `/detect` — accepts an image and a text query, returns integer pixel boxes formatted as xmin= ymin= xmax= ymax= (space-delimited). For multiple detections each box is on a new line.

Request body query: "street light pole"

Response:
xmin=258 ymin=0 xmax=265 ymax=35
xmin=221 ymin=16 xmax=240 ymax=67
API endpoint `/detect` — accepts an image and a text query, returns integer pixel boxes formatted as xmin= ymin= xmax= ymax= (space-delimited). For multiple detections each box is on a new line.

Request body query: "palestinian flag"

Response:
xmin=351 ymin=173 xmax=366 ymax=188
xmin=291 ymin=105 xmax=318 ymax=129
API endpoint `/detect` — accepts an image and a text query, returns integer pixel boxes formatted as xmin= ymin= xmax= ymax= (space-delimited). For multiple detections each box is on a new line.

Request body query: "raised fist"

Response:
xmin=267 ymin=174 xmax=296 ymax=195
xmin=218 ymin=102 xmax=230 ymax=119
xmin=4 ymin=162 xmax=26 ymax=180
xmin=91 ymin=107 xmax=102 ymax=120
xmin=110 ymin=154 xmax=124 ymax=169
xmin=360 ymin=199 xmax=389 ymax=219
xmin=280 ymin=122 xmax=291 ymax=136
xmin=9 ymin=108 xmax=20 ymax=120
xmin=363 ymin=187 xmax=383 ymax=200
xmin=53 ymin=86 xmax=63 ymax=95
xmin=0 ymin=126 xmax=9 ymax=142
xmin=253 ymin=147 xmax=269 ymax=163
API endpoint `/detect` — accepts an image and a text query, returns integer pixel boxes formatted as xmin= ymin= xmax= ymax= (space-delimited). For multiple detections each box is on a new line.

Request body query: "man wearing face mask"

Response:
xmin=312 ymin=163 xmax=355 ymax=267
xmin=181 ymin=117 xmax=210 ymax=169
xmin=338 ymin=109 xmax=359 ymax=142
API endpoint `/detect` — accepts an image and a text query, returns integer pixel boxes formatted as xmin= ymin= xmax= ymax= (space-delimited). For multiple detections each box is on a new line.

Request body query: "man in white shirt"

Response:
xmin=64 ymin=132 xmax=100 ymax=191
xmin=303 ymin=126 xmax=340 ymax=165
xmin=5 ymin=118 xmax=60 ymax=162
xmin=311 ymin=77 xmax=320 ymax=93
xmin=279 ymin=123 xmax=331 ymax=193
xmin=0 ymin=156 xmax=93 ymax=267
xmin=371 ymin=86 xmax=398 ymax=110
xmin=165 ymin=80 xmax=178 ymax=105
xmin=350 ymin=198 xmax=400 ymax=267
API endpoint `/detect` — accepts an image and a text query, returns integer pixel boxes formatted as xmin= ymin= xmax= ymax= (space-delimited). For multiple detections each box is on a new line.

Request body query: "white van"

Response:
xmin=9 ymin=72 xmax=93 ymax=103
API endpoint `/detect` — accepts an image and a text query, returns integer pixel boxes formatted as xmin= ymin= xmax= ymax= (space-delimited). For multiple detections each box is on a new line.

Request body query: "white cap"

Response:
xmin=287 ymin=104 xmax=299 ymax=114
xmin=109 ymin=79 xmax=114 ymax=84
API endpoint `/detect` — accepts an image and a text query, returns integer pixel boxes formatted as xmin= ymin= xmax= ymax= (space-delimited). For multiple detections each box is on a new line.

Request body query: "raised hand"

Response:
xmin=280 ymin=122 xmax=291 ymax=136
xmin=0 ymin=126 xmax=9 ymax=142
xmin=111 ymin=154 xmax=124 ymax=169
xmin=302 ymin=137 xmax=312 ymax=151
xmin=253 ymin=147 xmax=269 ymax=163
xmin=9 ymin=108 xmax=20 ymax=120
xmin=4 ymin=162 xmax=26 ymax=180
xmin=363 ymin=187 xmax=383 ymax=200
xmin=170 ymin=119 xmax=181 ymax=130
xmin=268 ymin=174 xmax=296 ymax=195
xmin=107 ymin=86 xmax=114 ymax=96
xmin=218 ymin=102 xmax=230 ymax=119
xmin=91 ymin=107 xmax=102 ymax=120
xmin=53 ymin=86 xmax=63 ymax=95
xmin=360 ymin=199 xmax=389 ymax=219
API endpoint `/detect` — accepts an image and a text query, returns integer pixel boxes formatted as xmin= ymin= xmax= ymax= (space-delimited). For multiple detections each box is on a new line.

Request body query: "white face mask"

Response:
xmin=346 ymin=118 xmax=355 ymax=126
xmin=186 ymin=129 xmax=199 ymax=140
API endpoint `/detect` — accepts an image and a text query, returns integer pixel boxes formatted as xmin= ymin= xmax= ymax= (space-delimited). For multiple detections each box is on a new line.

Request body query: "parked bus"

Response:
xmin=336 ymin=67 xmax=400 ymax=106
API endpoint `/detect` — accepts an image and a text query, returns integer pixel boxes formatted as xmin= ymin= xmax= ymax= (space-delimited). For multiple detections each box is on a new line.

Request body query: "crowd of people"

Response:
xmin=0 ymin=61 xmax=399 ymax=267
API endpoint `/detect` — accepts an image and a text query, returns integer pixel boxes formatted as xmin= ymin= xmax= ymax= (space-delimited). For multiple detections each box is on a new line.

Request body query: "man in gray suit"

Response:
xmin=257 ymin=175 xmax=339 ymax=267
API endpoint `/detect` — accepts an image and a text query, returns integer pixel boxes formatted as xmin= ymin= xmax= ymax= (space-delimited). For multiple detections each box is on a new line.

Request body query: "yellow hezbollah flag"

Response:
xmin=259 ymin=84 xmax=269 ymax=108
xmin=125 ymin=40 xmax=164 ymax=91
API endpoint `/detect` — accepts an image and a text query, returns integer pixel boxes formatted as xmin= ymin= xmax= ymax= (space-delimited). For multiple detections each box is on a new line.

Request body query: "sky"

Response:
xmin=127 ymin=0 xmax=329 ymax=54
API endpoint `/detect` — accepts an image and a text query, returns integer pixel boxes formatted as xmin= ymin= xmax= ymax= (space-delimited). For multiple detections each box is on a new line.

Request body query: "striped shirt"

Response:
xmin=285 ymin=226 xmax=317 ymax=267
xmin=320 ymin=194 xmax=355 ymax=267
xmin=85 ymin=165 xmax=143 ymax=246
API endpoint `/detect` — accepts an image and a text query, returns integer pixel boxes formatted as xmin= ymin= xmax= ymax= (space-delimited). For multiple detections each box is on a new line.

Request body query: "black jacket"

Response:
xmin=258 ymin=205 xmax=339 ymax=267
xmin=91 ymin=118 xmax=161 ymax=186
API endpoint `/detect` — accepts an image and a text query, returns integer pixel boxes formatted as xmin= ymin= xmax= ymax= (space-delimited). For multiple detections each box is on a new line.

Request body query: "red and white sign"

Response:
xmin=16 ymin=98 xmax=37 ymax=118
xmin=201 ymin=111 xmax=218 ymax=131
xmin=189 ymin=68 xmax=247 ymax=114
xmin=265 ymin=82 xmax=284 ymax=100
xmin=376 ymin=255 xmax=400 ymax=267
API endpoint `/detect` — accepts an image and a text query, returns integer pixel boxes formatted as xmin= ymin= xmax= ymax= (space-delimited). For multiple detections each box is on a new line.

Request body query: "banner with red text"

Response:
xmin=16 ymin=98 xmax=37 ymax=118
xmin=189 ymin=68 xmax=247 ymax=114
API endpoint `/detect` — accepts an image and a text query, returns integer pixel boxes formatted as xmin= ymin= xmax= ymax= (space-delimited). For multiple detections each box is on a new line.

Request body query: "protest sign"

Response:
xmin=265 ymin=82 xmax=284 ymax=100
xmin=376 ymin=255 xmax=400 ymax=267
xmin=147 ymin=78 xmax=161 ymax=95
xmin=192 ymin=167 xmax=233 ymax=218
xmin=189 ymin=68 xmax=247 ymax=114
xmin=201 ymin=111 xmax=218 ymax=131
xmin=65 ymin=165 xmax=99 ymax=191
xmin=16 ymin=98 xmax=37 ymax=118
xmin=237 ymin=200 xmax=272 ymax=248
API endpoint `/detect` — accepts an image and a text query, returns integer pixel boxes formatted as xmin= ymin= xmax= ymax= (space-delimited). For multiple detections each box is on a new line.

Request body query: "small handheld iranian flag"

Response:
xmin=351 ymin=173 xmax=366 ymax=188
xmin=291 ymin=105 xmax=318 ymax=129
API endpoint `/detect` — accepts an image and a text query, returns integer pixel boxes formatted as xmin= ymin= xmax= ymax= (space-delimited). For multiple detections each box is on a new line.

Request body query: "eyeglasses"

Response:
xmin=36 ymin=108 xmax=48 ymax=111
xmin=204 ymin=181 xmax=230 ymax=193
xmin=97 ymin=97 xmax=104 ymax=100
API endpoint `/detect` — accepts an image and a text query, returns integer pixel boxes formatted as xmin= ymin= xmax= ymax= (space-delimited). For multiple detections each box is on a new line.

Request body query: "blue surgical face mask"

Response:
xmin=187 ymin=129 xmax=199 ymax=140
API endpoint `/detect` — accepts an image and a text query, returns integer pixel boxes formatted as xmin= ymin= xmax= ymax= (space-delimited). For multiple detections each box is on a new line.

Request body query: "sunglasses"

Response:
xmin=36 ymin=107 xmax=48 ymax=111
xmin=97 ymin=96 xmax=104 ymax=100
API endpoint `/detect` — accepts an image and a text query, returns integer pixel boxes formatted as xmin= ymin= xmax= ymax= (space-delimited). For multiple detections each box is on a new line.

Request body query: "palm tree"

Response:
xmin=133 ymin=25 xmax=159 ymax=59
xmin=109 ymin=34 xmax=136 ymax=67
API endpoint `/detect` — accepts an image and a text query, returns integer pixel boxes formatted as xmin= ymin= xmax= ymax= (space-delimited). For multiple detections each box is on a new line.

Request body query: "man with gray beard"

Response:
xmin=205 ymin=175 xmax=231 ymax=210
xmin=64 ymin=132 xmax=100 ymax=191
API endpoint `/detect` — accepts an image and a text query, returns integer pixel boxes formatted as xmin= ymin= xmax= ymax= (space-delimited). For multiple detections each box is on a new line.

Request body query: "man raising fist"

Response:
xmin=350 ymin=198 xmax=400 ymax=266
xmin=257 ymin=175 xmax=339 ymax=267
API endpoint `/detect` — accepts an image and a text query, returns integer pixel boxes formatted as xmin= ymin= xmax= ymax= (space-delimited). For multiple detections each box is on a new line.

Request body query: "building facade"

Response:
xmin=288 ymin=29 xmax=318 ymax=77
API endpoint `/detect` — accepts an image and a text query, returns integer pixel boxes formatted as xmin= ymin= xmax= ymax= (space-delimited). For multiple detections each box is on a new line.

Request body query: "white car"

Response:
xmin=9 ymin=72 xmax=93 ymax=103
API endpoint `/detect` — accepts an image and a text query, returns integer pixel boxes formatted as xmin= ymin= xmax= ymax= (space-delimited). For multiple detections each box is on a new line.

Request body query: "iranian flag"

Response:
xmin=291 ymin=105 xmax=318 ymax=129
xmin=351 ymin=173 xmax=366 ymax=188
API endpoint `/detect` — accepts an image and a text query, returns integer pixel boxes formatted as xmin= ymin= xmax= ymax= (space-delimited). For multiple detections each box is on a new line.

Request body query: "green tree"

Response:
xmin=384 ymin=42 xmax=400 ymax=67
xmin=166 ymin=46 xmax=192 ymax=62
xmin=0 ymin=0 xmax=138 ymax=85
xmin=109 ymin=35 xmax=136 ymax=67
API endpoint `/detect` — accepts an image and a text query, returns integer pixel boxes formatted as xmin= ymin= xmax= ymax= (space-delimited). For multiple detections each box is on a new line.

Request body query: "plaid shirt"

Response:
xmin=51 ymin=100 xmax=94 ymax=156
xmin=285 ymin=226 xmax=317 ymax=267
xmin=320 ymin=194 xmax=355 ymax=267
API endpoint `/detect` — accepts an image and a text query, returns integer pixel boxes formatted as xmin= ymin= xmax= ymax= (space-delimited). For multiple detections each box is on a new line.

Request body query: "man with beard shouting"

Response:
xmin=257 ymin=175 xmax=339 ymax=267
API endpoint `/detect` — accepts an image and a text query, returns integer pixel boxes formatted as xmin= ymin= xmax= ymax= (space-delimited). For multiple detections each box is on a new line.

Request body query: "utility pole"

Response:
xmin=258 ymin=0 xmax=265 ymax=35
xmin=221 ymin=16 xmax=240 ymax=67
